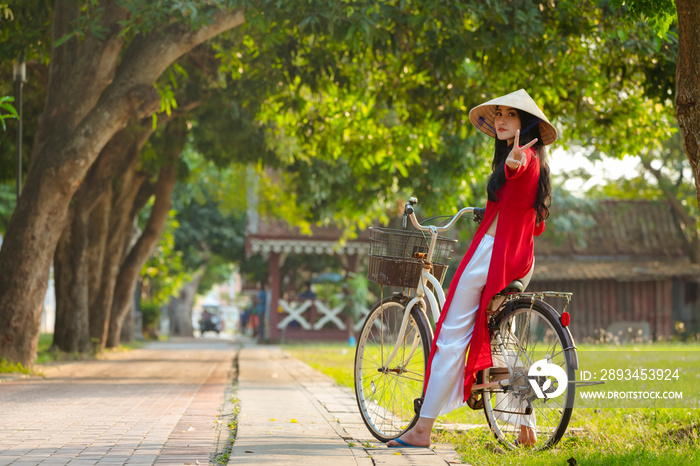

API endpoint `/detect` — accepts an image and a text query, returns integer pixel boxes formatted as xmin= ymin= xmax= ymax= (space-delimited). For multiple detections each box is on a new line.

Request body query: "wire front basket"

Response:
xmin=367 ymin=227 xmax=457 ymax=288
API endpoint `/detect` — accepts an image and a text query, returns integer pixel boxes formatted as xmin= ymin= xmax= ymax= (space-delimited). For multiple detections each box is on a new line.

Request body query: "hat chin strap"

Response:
xmin=521 ymin=118 xmax=541 ymax=137
xmin=477 ymin=116 xmax=496 ymax=134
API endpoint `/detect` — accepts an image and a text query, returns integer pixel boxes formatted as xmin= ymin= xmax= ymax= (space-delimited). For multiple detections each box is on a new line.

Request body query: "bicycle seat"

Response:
xmin=500 ymin=279 xmax=524 ymax=294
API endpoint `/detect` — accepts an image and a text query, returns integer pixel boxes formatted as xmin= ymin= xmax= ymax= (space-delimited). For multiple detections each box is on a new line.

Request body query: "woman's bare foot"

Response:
xmin=516 ymin=425 xmax=537 ymax=447
xmin=386 ymin=417 xmax=434 ymax=447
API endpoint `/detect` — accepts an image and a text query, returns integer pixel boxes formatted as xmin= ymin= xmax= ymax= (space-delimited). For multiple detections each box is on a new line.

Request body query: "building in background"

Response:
xmin=530 ymin=200 xmax=700 ymax=342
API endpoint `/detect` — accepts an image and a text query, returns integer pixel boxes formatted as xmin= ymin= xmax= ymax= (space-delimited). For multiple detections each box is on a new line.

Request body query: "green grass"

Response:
xmin=575 ymin=344 xmax=699 ymax=410
xmin=0 ymin=358 xmax=35 ymax=375
xmin=1 ymin=334 xmax=149 ymax=371
xmin=435 ymin=408 xmax=700 ymax=465
xmin=214 ymin=396 xmax=240 ymax=465
xmin=285 ymin=343 xmax=357 ymax=389
xmin=284 ymin=342 xmax=700 ymax=465
xmin=0 ymin=334 xmax=57 ymax=375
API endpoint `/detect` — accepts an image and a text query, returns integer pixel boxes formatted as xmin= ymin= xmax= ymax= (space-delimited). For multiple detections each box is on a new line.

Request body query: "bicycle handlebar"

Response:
xmin=402 ymin=197 xmax=419 ymax=228
xmin=408 ymin=206 xmax=475 ymax=232
xmin=403 ymin=197 xmax=481 ymax=233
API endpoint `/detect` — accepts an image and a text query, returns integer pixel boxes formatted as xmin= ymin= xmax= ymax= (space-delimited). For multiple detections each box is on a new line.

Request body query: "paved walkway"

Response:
xmin=0 ymin=338 xmax=236 ymax=465
xmin=230 ymin=342 xmax=467 ymax=465
xmin=0 ymin=337 xmax=468 ymax=465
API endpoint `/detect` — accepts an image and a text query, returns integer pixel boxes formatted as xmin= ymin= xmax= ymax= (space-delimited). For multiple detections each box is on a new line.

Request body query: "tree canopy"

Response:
xmin=0 ymin=0 xmax=693 ymax=365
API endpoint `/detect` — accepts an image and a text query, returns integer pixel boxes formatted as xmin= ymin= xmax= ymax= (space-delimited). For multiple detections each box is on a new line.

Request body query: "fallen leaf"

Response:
xmin=394 ymin=452 xmax=402 ymax=455
xmin=290 ymin=419 xmax=298 ymax=423
xmin=270 ymin=418 xmax=276 ymax=421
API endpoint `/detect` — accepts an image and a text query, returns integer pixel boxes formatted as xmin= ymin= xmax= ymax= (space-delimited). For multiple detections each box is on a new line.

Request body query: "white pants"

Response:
xmin=421 ymin=235 xmax=535 ymax=428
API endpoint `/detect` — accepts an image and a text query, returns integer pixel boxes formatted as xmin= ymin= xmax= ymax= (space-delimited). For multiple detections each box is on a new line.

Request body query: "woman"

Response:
xmin=387 ymin=89 xmax=555 ymax=448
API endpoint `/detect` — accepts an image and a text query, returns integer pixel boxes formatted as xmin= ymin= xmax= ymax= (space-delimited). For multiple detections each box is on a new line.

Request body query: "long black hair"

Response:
xmin=485 ymin=109 xmax=552 ymax=225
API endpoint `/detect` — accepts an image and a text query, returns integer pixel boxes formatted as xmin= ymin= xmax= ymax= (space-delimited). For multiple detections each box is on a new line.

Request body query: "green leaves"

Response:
xmin=611 ymin=0 xmax=677 ymax=38
xmin=234 ymin=0 xmax=678 ymax=226
xmin=0 ymin=96 xmax=17 ymax=131
xmin=0 ymin=0 xmax=53 ymax=62
xmin=141 ymin=209 xmax=191 ymax=306
xmin=2 ymin=0 xmax=688 ymax=285
xmin=116 ymin=0 xmax=239 ymax=38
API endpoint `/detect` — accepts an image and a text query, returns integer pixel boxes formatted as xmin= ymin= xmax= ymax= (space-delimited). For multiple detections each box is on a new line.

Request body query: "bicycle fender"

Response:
xmin=505 ymin=297 xmax=579 ymax=371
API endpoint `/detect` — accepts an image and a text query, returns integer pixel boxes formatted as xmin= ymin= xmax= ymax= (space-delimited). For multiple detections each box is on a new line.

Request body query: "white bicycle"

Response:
xmin=353 ymin=197 xmax=582 ymax=450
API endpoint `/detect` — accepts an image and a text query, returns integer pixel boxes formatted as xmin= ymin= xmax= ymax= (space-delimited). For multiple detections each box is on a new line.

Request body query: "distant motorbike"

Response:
xmin=199 ymin=310 xmax=222 ymax=335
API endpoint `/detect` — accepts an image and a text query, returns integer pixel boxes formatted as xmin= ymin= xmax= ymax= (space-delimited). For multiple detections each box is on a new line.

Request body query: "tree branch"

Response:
xmin=116 ymin=7 xmax=246 ymax=91
xmin=37 ymin=0 xmax=127 ymax=158
xmin=640 ymin=156 xmax=700 ymax=262
xmin=80 ymin=123 xmax=154 ymax=213
xmin=640 ymin=158 xmax=696 ymax=227
xmin=50 ymin=7 xmax=245 ymax=189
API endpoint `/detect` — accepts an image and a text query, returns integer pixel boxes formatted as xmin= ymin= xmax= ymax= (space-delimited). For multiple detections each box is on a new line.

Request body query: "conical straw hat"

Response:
xmin=468 ymin=89 xmax=558 ymax=146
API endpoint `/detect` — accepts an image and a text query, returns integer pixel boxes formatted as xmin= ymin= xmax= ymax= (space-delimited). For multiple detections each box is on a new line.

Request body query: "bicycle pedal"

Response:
xmin=466 ymin=391 xmax=484 ymax=410
xmin=414 ymin=397 xmax=423 ymax=415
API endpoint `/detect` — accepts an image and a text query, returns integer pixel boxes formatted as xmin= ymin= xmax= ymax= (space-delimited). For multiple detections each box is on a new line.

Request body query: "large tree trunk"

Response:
xmin=168 ymin=271 xmax=204 ymax=337
xmin=106 ymin=161 xmax=178 ymax=348
xmin=87 ymin=189 xmax=111 ymax=352
xmin=52 ymin=197 xmax=91 ymax=354
xmin=90 ymin=163 xmax=148 ymax=350
xmin=675 ymin=0 xmax=700 ymax=207
xmin=52 ymin=123 xmax=154 ymax=353
xmin=117 ymin=219 xmax=143 ymax=345
xmin=0 ymin=2 xmax=245 ymax=366
xmin=120 ymin=298 xmax=136 ymax=343
xmin=105 ymin=118 xmax=189 ymax=347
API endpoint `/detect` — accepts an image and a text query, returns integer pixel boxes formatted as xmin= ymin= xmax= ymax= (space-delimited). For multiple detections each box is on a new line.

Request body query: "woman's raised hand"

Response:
xmin=506 ymin=130 xmax=538 ymax=170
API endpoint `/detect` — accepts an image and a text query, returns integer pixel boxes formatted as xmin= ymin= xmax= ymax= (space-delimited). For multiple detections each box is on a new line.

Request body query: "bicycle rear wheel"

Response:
xmin=482 ymin=298 xmax=576 ymax=450
xmin=354 ymin=296 xmax=431 ymax=442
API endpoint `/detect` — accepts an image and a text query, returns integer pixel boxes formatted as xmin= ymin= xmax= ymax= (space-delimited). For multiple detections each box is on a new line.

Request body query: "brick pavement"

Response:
xmin=1 ymin=337 xmax=470 ymax=465
xmin=0 ymin=338 xmax=236 ymax=466
xmin=229 ymin=344 xmax=469 ymax=465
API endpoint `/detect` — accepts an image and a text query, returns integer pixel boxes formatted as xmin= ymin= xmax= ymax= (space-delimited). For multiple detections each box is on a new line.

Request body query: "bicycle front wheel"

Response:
xmin=354 ymin=296 xmax=431 ymax=442
xmin=482 ymin=298 xmax=576 ymax=450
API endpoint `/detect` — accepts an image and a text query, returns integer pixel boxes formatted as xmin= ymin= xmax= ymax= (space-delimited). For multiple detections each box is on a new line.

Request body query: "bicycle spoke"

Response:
xmin=380 ymin=307 xmax=385 ymax=368
xmin=392 ymin=373 xmax=425 ymax=384
xmin=355 ymin=298 xmax=429 ymax=441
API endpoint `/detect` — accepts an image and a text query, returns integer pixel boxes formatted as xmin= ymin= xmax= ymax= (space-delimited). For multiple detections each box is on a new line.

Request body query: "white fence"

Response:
xmin=277 ymin=299 xmax=370 ymax=333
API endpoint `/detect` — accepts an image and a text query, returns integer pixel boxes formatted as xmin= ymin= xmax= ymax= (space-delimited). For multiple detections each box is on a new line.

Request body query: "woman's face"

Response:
xmin=494 ymin=106 xmax=521 ymax=143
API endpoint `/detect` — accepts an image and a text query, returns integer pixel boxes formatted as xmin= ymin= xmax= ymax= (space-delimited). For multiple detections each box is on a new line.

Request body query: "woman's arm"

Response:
xmin=505 ymin=129 xmax=538 ymax=171
xmin=505 ymin=131 xmax=539 ymax=180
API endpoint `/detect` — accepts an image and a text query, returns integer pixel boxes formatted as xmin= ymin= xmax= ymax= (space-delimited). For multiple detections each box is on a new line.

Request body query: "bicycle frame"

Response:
xmin=382 ymin=268 xmax=445 ymax=371
xmin=381 ymin=203 xmax=474 ymax=373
